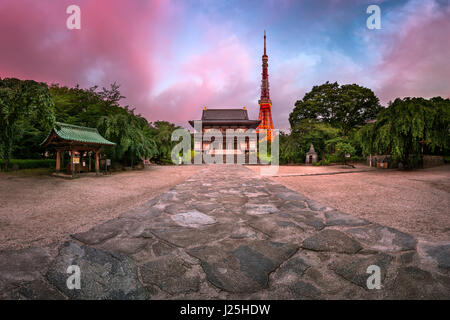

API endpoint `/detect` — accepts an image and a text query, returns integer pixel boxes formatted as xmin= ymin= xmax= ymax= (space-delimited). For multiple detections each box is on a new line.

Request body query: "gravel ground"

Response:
xmin=248 ymin=164 xmax=450 ymax=242
xmin=0 ymin=165 xmax=202 ymax=250
xmin=252 ymin=163 xmax=371 ymax=175
xmin=2 ymin=164 xmax=448 ymax=250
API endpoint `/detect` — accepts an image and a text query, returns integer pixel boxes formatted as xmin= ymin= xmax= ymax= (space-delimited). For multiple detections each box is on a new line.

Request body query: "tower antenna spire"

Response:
xmin=264 ymin=30 xmax=266 ymax=56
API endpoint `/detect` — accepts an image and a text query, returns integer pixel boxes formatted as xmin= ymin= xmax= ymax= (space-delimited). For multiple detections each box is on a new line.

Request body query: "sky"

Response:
xmin=0 ymin=0 xmax=449 ymax=131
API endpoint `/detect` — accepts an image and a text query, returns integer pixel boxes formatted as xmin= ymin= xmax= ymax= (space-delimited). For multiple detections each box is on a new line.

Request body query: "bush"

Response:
xmin=181 ymin=150 xmax=199 ymax=164
xmin=258 ymin=152 xmax=273 ymax=164
xmin=158 ymin=158 xmax=174 ymax=165
xmin=314 ymin=159 xmax=331 ymax=166
xmin=0 ymin=159 xmax=56 ymax=170
xmin=325 ymin=154 xmax=341 ymax=163
xmin=349 ymin=155 xmax=366 ymax=162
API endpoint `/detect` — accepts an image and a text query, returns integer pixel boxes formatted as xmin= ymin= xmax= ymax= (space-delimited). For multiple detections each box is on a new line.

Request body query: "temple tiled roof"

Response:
xmin=202 ymin=109 xmax=249 ymax=120
xmin=41 ymin=122 xmax=115 ymax=146
xmin=189 ymin=108 xmax=260 ymax=129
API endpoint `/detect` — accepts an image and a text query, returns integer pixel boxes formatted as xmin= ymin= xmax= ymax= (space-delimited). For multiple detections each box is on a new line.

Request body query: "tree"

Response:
xmin=336 ymin=142 xmax=355 ymax=166
xmin=97 ymin=112 xmax=158 ymax=167
xmin=289 ymin=81 xmax=381 ymax=135
xmin=358 ymin=97 xmax=450 ymax=168
xmin=290 ymin=119 xmax=339 ymax=161
xmin=0 ymin=78 xmax=55 ymax=169
xmin=326 ymin=137 xmax=356 ymax=166
xmin=0 ymin=78 xmax=179 ymax=169
xmin=149 ymin=121 xmax=182 ymax=163
xmin=279 ymin=132 xmax=302 ymax=164
xmin=49 ymin=83 xmax=127 ymax=128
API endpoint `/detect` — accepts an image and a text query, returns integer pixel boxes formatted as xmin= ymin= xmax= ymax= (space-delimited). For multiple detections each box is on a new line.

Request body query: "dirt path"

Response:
xmin=248 ymin=165 xmax=450 ymax=242
xmin=0 ymin=165 xmax=202 ymax=250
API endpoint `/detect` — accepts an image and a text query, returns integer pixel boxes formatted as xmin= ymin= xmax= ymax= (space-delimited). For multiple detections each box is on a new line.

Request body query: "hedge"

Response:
xmin=0 ymin=159 xmax=56 ymax=170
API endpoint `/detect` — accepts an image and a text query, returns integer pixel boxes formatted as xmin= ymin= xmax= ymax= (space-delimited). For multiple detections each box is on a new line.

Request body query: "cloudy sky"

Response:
xmin=1 ymin=0 xmax=449 ymax=130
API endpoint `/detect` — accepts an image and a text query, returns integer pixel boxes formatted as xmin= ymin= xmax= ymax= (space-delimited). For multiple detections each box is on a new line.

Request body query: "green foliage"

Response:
xmin=289 ymin=81 xmax=381 ymax=135
xmin=279 ymin=132 xmax=303 ymax=164
xmin=335 ymin=141 xmax=356 ymax=165
xmin=97 ymin=112 xmax=158 ymax=166
xmin=49 ymin=82 xmax=126 ymax=127
xmin=149 ymin=121 xmax=183 ymax=163
xmin=0 ymin=158 xmax=56 ymax=170
xmin=283 ymin=81 xmax=380 ymax=164
xmin=313 ymin=159 xmax=331 ymax=166
xmin=325 ymin=153 xmax=341 ymax=163
xmin=180 ymin=150 xmax=198 ymax=163
xmin=0 ymin=78 xmax=55 ymax=169
xmin=258 ymin=151 xmax=273 ymax=164
xmin=0 ymin=78 xmax=179 ymax=168
xmin=289 ymin=120 xmax=339 ymax=163
xmin=357 ymin=97 xmax=450 ymax=168
xmin=51 ymin=82 xmax=162 ymax=166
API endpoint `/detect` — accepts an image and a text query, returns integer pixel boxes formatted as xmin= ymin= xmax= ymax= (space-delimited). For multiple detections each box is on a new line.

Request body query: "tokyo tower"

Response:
xmin=257 ymin=30 xmax=274 ymax=141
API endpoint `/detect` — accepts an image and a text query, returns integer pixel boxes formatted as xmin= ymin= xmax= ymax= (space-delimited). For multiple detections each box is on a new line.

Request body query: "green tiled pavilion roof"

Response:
xmin=42 ymin=122 xmax=115 ymax=146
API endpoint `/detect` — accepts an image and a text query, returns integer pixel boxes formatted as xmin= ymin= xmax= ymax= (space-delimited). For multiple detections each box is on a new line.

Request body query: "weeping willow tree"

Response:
xmin=149 ymin=121 xmax=182 ymax=163
xmin=358 ymin=97 xmax=450 ymax=168
xmin=279 ymin=132 xmax=302 ymax=164
xmin=97 ymin=111 xmax=158 ymax=167
xmin=0 ymin=78 xmax=55 ymax=170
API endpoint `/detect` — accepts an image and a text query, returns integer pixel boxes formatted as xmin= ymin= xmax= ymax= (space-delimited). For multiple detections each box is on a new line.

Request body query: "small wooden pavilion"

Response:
xmin=41 ymin=122 xmax=115 ymax=176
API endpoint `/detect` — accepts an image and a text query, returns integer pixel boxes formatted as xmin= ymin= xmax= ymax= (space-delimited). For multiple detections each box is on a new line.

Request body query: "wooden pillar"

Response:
xmin=56 ymin=151 xmax=61 ymax=172
xmin=70 ymin=150 xmax=75 ymax=177
xmin=95 ymin=150 xmax=100 ymax=174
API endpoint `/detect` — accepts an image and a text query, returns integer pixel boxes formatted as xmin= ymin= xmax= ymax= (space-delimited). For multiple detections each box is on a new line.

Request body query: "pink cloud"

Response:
xmin=146 ymin=32 xmax=259 ymax=127
xmin=375 ymin=0 xmax=450 ymax=103
xmin=0 ymin=0 xmax=182 ymax=111
xmin=1 ymin=0 xmax=448 ymax=132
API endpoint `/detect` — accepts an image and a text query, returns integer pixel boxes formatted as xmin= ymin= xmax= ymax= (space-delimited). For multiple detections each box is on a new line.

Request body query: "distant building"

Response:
xmin=188 ymin=107 xmax=260 ymax=164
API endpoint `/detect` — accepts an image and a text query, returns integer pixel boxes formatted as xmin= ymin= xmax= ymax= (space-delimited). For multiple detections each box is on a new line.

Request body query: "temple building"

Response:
xmin=188 ymin=31 xmax=275 ymax=163
xmin=188 ymin=107 xmax=260 ymax=164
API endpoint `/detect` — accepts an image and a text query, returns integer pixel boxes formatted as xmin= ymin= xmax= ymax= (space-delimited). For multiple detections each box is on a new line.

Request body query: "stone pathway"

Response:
xmin=1 ymin=165 xmax=449 ymax=299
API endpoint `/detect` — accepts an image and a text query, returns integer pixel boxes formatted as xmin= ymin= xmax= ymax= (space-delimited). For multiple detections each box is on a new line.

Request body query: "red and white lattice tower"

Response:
xmin=257 ymin=30 xmax=274 ymax=141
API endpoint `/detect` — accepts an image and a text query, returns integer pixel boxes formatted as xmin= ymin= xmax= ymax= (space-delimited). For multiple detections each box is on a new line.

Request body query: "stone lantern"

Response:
xmin=305 ymin=144 xmax=318 ymax=164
